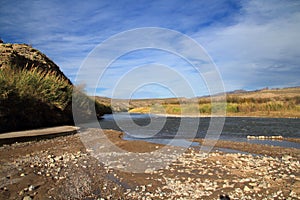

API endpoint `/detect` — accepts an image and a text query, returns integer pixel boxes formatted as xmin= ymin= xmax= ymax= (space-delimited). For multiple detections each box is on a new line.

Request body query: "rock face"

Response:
xmin=0 ymin=42 xmax=71 ymax=84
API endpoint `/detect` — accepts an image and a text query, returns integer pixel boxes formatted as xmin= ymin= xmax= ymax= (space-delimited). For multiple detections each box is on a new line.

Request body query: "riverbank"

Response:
xmin=0 ymin=126 xmax=79 ymax=146
xmin=1 ymin=128 xmax=299 ymax=199
xmin=131 ymin=112 xmax=300 ymax=119
xmin=127 ymin=87 xmax=300 ymax=119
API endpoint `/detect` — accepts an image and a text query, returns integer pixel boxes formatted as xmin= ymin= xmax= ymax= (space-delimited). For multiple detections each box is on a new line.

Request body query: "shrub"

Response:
xmin=226 ymin=103 xmax=239 ymax=113
xmin=0 ymin=67 xmax=111 ymax=132
xmin=0 ymin=67 xmax=72 ymax=110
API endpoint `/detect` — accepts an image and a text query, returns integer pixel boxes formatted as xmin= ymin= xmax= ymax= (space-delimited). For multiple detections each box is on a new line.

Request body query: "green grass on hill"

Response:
xmin=0 ymin=67 xmax=72 ymax=110
xmin=0 ymin=67 xmax=111 ymax=132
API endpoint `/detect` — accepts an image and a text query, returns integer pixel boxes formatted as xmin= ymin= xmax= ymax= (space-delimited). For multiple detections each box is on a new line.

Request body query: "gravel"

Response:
xmin=0 ymin=129 xmax=299 ymax=199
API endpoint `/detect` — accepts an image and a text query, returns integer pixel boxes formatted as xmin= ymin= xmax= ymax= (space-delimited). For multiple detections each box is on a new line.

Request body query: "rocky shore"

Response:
xmin=0 ymin=129 xmax=299 ymax=199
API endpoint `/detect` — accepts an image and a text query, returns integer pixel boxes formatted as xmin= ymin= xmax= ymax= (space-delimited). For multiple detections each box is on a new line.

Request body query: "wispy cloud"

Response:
xmin=194 ymin=0 xmax=300 ymax=91
xmin=1 ymin=0 xmax=299 ymax=98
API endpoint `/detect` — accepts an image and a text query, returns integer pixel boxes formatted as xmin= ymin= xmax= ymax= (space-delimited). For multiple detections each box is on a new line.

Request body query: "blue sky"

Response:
xmin=1 ymin=0 xmax=300 ymax=98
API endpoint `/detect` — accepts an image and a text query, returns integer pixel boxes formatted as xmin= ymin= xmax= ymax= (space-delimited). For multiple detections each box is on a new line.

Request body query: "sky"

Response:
xmin=1 ymin=0 xmax=300 ymax=98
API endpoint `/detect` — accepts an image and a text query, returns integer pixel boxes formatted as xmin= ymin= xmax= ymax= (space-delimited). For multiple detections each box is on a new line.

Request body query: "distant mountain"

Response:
xmin=226 ymin=89 xmax=248 ymax=94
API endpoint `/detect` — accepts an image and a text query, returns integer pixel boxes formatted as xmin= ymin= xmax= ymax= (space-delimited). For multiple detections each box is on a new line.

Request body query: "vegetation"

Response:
xmin=128 ymin=87 xmax=300 ymax=118
xmin=0 ymin=67 xmax=111 ymax=132
xmin=0 ymin=67 xmax=72 ymax=110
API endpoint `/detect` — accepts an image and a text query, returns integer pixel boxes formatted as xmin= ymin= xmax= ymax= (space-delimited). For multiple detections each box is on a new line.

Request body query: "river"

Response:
xmin=98 ymin=113 xmax=300 ymax=149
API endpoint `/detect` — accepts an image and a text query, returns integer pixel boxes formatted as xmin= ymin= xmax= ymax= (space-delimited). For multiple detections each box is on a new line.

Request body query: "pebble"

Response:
xmin=28 ymin=185 xmax=35 ymax=191
xmin=144 ymin=168 xmax=153 ymax=173
xmin=141 ymin=185 xmax=146 ymax=192
xmin=54 ymin=156 xmax=63 ymax=161
xmin=4 ymin=133 xmax=299 ymax=200
xmin=249 ymin=182 xmax=257 ymax=187
xmin=23 ymin=196 xmax=32 ymax=200
xmin=244 ymin=186 xmax=251 ymax=192
xmin=253 ymin=187 xmax=261 ymax=192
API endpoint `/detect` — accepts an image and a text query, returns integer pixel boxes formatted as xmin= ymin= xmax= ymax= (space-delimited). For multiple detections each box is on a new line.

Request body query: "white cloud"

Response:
xmin=194 ymin=0 xmax=300 ymax=90
xmin=1 ymin=0 xmax=299 ymax=97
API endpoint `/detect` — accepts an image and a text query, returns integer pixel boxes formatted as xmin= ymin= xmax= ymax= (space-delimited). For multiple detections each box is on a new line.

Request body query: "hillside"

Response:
xmin=97 ymin=87 xmax=300 ymax=118
xmin=0 ymin=42 xmax=71 ymax=83
xmin=0 ymin=42 xmax=111 ymax=133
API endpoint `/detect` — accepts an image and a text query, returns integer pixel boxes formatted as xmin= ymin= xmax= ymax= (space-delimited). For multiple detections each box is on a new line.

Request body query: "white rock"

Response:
xmin=28 ymin=185 xmax=35 ymax=191
xmin=244 ymin=186 xmax=251 ymax=192
xmin=144 ymin=168 xmax=153 ymax=173
xmin=23 ymin=196 xmax=32 ymax=200
xmin=141 ymin=185 xmax=146 ymax=192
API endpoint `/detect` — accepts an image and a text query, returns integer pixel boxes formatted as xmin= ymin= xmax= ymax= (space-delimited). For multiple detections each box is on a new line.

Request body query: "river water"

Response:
xmin=98 ymin=113 xmax=300 ymax=149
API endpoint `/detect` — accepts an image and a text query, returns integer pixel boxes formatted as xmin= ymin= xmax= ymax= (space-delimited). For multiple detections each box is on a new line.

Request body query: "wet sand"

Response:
xmin=0 ymin=129 xmax=299 ymax=199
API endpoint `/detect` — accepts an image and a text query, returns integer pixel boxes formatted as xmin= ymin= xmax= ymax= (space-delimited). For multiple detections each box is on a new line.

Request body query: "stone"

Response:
xmin=244 ymin=186 xmax=251 ymax=192
xmin=23 ymin=196 xmax=32 ymax=200
xmin=205 ymin=187 xmax=214 ymax=191
xmin=54 ymin=156 xmax=63 ymax=161
xmin=145 ymin=168 xmax=153 ymax=173
xmin=249 ymin=182 xmax=257 ymax=187
xmin=253 ymin=187 xmax=261 ymax=192
xmin=141 ymin=185 xmax=146 ymax=192
xmin=71 ymin=154 xmax=76 ymax=160
xmin=28 ymin=185 xmax=35 ymax=191
xmin=282 ymin=155 xmax=292 ymax=161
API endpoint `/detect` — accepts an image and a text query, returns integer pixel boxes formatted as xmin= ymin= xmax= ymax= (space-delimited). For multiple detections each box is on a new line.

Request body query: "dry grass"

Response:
xmin=128 ymin=87 xmax=300 ymax=118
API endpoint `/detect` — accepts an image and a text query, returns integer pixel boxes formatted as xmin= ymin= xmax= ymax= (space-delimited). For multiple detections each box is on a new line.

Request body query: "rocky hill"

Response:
xmin=0 ymin=41 xmax=111 ymax=133
xmin=0 ymin=41 xmax=72 ymax=84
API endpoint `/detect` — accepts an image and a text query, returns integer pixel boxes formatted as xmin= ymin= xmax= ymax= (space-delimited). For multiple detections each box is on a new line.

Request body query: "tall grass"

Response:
xmin=0 ymin=67 xmax=111 ymax=132
xmin=128 ymin=95 xmax=300 ymax=117
xmin=0 ymin=67 xmax=72 ymax=110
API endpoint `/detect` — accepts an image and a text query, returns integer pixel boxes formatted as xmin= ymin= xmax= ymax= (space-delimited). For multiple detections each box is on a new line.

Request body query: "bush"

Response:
xmin=199 ymin=104 xmax=211 ymax=114
xmin=226 ymin=103 xmax=239 ymax=113
xmin=0 ymin=67 xmax=72 ymax=109
xmin=0 ymin=67 xmax=111 ymax=132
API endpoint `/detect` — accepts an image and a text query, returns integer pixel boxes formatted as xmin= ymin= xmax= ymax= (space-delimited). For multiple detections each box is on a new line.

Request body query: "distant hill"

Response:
xmin=97 ymin=87 xmax=300 ymax=118
xmin=95 ymin=96 xmax=187 ymax=112
xmin=0 ymin=42 xmax=111 ymax=133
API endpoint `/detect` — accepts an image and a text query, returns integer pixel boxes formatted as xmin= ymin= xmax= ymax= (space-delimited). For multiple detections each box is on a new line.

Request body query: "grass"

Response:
xmin=0 ymin=67 xmax=111 ymax=132
xmin=0 ymin=67 xmax=72 ymax=110
xmin=128 ymin=88 xmax=300 ymax=118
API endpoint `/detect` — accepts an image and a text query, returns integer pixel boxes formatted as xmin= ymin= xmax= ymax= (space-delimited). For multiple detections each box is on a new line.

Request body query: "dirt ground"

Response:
xmin=0 ymin=129 xmax=299 ymax=200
